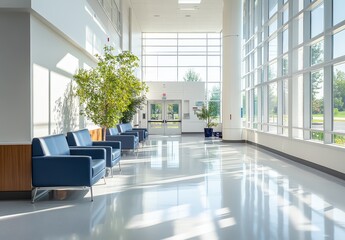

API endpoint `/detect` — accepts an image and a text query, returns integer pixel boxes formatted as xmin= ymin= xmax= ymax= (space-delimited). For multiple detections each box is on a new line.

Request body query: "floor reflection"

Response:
xmin=0 ymin=134 xmax=344 ymax=240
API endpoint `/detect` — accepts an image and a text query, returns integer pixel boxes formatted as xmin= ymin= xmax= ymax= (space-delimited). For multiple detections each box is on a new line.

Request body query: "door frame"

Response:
xmin=147 ymin=100 xmax=182 ymax=135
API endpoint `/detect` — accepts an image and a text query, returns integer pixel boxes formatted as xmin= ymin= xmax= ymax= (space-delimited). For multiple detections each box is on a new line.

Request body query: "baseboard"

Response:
xmin=0 ymin=191 xmax=31 ymax=200
xmin=222 ymin=140 xmax=246 ymax=143
xmin=246 ymin=141 xmax=345 ymax=181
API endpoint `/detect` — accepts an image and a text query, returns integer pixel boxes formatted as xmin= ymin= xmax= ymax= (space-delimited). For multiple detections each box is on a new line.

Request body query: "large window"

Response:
xmin=333 ymin=0 xmax=345 ymax=26
xmin=333 ymin=29 xmax=345 ymax=59
xmin=142 ymin=32 xmax=222 ymax=122
xmin=283 ymin=79 xmax=289 ymax=128
xmin=292 ymin=75 xmax=303 ymax=139
xmin=333 ymin=63 xmax=345 ymax=146
xmin=268 ymin=37 xmax=278 ymax=61
xmin=242 ymin=0 xmax=345 ymax=148
xmin=311 ymin=39 xmax=324 ymax=66
xmin=268 ymin=82 xmax=278 ymax=133
xmin=268 ymin=0 xmax=278 ymax=19
xmin=311 ymin=69 xmax=324 ymax=130
xmin=311 ymin=3 xmax=324 ymax=38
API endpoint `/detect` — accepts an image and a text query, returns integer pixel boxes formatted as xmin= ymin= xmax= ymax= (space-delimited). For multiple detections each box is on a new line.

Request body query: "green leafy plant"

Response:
xmin=73 ymin=45 xmax=146 ymax=139
xmin=196 ymin=105 xmax=218 ymax=128
xmin=120 ymin=95 xmax=147 ymax=123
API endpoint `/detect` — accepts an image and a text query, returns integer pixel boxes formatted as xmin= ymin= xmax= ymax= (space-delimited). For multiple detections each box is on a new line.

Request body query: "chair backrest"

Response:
xmin=117 ymin=123 xmax=132 ymax=133
xmin=117 ymin=124 xmax=124 ymax=133
xmin=125 ymin=123 xmax=133 ymax=131
xmin=32 ymin=134 xmax=70 ymax=156
xmin=107 ymin=127 xmax=119 ymax=136
xmin=66 ymin=129 xmax=93 ymax=147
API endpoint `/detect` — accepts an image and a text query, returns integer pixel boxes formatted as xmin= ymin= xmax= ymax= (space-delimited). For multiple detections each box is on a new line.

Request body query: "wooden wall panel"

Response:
xmin=0 ymin=145 xmax=32 ymax=191
xmin=89 ymin=128 xmax=103 ymax=141
xmin=0 ymin=129 xmax=103 ymax=192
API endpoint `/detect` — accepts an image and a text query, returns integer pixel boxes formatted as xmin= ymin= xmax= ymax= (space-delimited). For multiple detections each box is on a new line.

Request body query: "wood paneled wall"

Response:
xmin=89 ymin=128 xmax=103 ymax=141
xmin=0 ymin=145 xmax=32 ymax=191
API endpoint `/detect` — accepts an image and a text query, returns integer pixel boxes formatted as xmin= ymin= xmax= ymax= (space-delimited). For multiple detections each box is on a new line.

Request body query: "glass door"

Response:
xmin=148 ymin=101 xmax=164 ymax=135
xmin=164 ymin=101 xmax=181 ymax=135
xmin=148 ymin=100 xmax=182 ymax=135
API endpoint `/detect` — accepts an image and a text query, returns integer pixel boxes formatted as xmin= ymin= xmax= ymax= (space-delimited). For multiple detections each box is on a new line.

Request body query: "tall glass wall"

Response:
xmin=242 ymin=0 xmax=345 ymax=147
xmin=142 ymin=33 xmax=222 ymax=122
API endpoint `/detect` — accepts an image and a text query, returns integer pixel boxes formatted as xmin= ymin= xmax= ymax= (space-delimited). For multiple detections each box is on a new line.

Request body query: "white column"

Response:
xmin=0 ymin=12 xmax=31 ymax=143
xmin=222 ymin=0 xmax=242 ymax=141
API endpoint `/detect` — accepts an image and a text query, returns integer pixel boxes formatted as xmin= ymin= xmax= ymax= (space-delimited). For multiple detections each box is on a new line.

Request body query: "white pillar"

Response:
xmin=222 ymin=0 xmax=242 ymax=141
xmin=0 ymin=11 xmax=31 ymax=144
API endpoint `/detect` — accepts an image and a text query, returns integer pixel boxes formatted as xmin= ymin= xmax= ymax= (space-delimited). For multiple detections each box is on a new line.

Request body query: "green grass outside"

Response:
xmin=314 ymin=111 xmax=345 ymax=117
xmin=313 ymin=111 xmax=345 ymax=122
xmin=334 ymin=134 xmax=345 ymax=147
xmin=335 ymin=111 xmax=345 ymax=118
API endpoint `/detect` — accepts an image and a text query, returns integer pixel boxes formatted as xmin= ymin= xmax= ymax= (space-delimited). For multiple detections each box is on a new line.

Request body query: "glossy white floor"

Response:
xmin=1 ymin=134 xmax=345 ymax=240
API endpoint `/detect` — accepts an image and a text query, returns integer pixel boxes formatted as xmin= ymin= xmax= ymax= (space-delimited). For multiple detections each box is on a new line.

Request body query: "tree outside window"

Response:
xmin=183 ymin=69 xmax=202 ymax=82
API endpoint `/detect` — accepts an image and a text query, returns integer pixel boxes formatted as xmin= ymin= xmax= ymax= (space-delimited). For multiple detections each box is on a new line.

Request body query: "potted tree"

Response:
xmin=120 ymin=94 xmax=147 ymax=123
xmin=73 ymin=45 xmax=146 ymax=140
xmin=196 ymin=105 xmax=218 ymax=137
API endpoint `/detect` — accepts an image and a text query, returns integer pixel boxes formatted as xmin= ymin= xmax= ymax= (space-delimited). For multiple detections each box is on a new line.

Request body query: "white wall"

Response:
xmin=245 ymin=129 xmax=345 ymax=175
xmin=0 ymin=12 xmax=31 ymax=144
xmin=121 ymin=0 xmax=130 ymax=51
xmin=127 ymin=2 xmax=142 ymax=82
xmin=31 ymin=0 xmax=121 ymax=55
xmin=130 ymin=7 xmax=142 ymax=59
xmin=31 ymin=15 xmax=99 ymax=137
xmin=143 ymin=82 xmax=206 ymax=132
xmin=30 ymin=0 xmax=138 ymax=137
xmin=0 ymin=1 xmax=140 ymax=142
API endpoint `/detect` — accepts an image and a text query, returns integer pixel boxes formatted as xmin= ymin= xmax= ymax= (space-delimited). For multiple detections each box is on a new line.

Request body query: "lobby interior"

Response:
xmin=0 ymin=0 xmax=345 ymax=239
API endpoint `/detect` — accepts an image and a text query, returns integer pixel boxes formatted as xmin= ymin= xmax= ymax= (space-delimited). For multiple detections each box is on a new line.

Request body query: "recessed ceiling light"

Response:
xmin=178 ymin=0 xmax=201 ymax=4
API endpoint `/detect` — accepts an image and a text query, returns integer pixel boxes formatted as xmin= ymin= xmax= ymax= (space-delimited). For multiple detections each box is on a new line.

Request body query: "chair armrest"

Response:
xmin=126 ymin=130 xmax=145 ymax=141
xmin=92 ymin=141 xmax=121 ymax=150
xmin=106 ymin=135 xmax=135 ymax=141
xmin=106 ymin=135 xmax=136 ymax=149
xmin=120 ymin=132 xmax=139 ymax=137
xmin=32 ymin=156 xmax=92 ymax=186
xmin=70 ymin=148 xmax=106 ymax=160
xmin=134 ymin=127 xmax=148 ymax=131
xmin=71 ymin=145 xmax=113 ymax=163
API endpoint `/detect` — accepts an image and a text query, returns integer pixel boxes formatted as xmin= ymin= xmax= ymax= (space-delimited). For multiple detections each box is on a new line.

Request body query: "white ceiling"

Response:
xmin=129 ymin=0 xmax=223 ymax=33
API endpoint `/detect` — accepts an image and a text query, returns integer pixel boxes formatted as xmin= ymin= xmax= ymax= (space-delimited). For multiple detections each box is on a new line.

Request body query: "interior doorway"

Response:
xmin=147 ymin=100 xmax=182 ymax=135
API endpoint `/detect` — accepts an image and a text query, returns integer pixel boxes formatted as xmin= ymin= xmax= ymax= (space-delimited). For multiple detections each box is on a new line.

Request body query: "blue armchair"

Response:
xmin=32 ymin=134 xmax=106 ymax=203
xmin=66 ymin=129 xmax=121 ymax=177
xmin=106 ymin=127 xmax=139 ymax=154
xmin=117 ymin=123 xmax=148 ymax=143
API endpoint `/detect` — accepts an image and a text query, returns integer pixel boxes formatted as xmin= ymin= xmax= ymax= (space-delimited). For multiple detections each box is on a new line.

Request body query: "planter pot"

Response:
xmin=204 ymin=128 xmax=213 ymax=137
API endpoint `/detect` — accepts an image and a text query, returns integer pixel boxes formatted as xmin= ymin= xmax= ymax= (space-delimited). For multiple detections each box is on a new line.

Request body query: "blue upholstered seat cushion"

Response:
xmin=92 ymin=159 xmax=106 ymax=176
